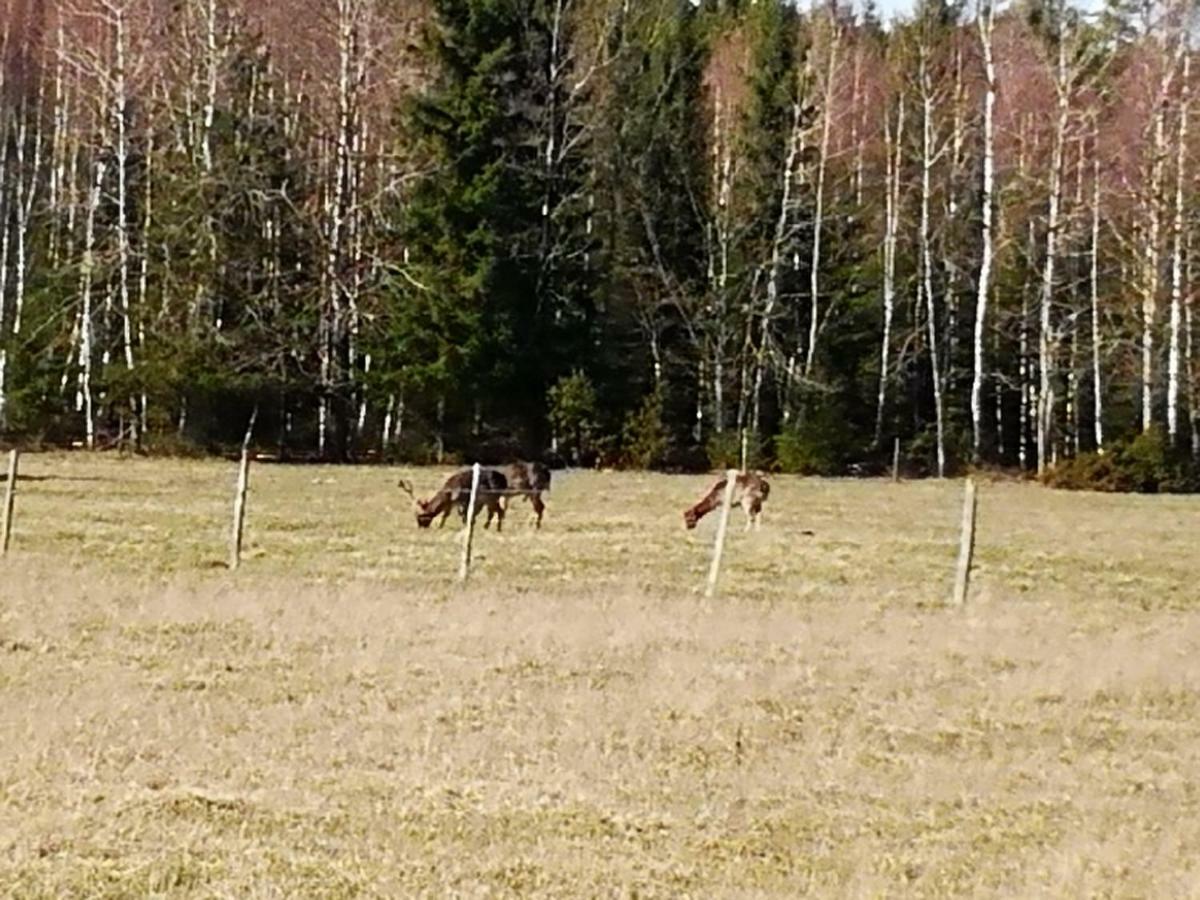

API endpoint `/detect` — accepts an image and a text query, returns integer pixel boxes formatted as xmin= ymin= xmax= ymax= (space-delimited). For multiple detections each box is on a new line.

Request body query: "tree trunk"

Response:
xmin=804 ymin=20 xmax=839 ymax=379
xmin=1090 ymin=139 xmax=1104 ymax=452
xmin=1142 ymin=41 xmax=1181 ymax=432
xmin=1168 ymin=54 xmax=1189 ymax=443
xmin=875 ymin=96 xmax=904 ymax=446
xmin=919 ymin=48 xmax=946 ymax=478
xmin=113 ymin=5 xmax=139 ymax=446
xmin=971 ymin=2 xmax=996 ymax=461
xmin=79 ymin=161 xmax=108 ymax=450
xmin=1037 ymin=37 xmax=1069 ymax=476
xmin=753 ymin=76 xmax=805 ymax=449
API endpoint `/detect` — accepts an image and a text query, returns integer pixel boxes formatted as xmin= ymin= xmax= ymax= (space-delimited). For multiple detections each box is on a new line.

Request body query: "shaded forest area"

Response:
xmin=1 ymin=0 xmax=1199 ymax=481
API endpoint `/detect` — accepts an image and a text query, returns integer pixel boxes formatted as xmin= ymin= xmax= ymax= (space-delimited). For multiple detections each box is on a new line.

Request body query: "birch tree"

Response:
xmin=915 ymin=14 xmax=948 ymax=477
xmin=803 ymin=10 xmax=840 ymax=380
xmin=971 ymin=0 xmax=996 ymax=460
xmin=1036 ymin=18 xmax=1070 ymax=476
xmin=1167 ymin=53 xmax=1189 ymax=442
xmin=875 ymin=92 xmax=904 ymax=446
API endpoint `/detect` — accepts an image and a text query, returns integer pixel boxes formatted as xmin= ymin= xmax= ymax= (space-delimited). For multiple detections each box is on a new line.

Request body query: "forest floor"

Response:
xmin=2 ymin=454 xmax=1199 ymax=896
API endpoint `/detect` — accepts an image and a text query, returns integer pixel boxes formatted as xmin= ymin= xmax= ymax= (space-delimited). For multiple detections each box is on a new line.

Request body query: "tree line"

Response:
xmin=0 ymin=0 xmax=1198 ymax=478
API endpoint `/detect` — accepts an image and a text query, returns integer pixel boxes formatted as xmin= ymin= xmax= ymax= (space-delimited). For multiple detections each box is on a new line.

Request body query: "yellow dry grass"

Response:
xmin=1 ymin=454 xmax=1199 ymax=897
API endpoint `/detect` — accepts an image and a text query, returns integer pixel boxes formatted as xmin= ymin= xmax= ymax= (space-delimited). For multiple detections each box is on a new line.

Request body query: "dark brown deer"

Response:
xmin=683 ymin=472 xmax=770 ymax=532
xmin=501 ymin=461 xmax=551 ymax=528
xmin=398 ymin=467 xmax=508 ymax=531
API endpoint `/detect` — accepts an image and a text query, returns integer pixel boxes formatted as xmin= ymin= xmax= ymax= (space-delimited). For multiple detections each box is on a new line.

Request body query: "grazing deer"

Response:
xmin=398 ymin=467 xmax=508 ymax=531
xmin=684 ymin=471 xmax=770 ymax=532
xmin=502 ymin=461 xmax=551 ymax=528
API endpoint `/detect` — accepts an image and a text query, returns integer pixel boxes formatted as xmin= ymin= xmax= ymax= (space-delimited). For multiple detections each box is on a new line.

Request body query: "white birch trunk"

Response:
xmin=1142 ymin=43 xmax=1181 ymax=432
xmin=382 ymin=393 xmax=395 ymax=451
xmin=1037 ymin=38 xmax=1069 ymax=476
xmin=1019 ymin=177 xmax=1035 ymax=471
xmin=201 ymin=0 xmax=218 ymax=175
xmin=1186 ymin=227 xmax=1199 ymax=455
xmin=0 ymin=118 xmax=9 ymax=429
xmin=79 ymin=161 xmax=107 ymax=450
xmin=48 ymin=22 xmax=68 ymax=265
xmin=112 ymin=5 xmax=138 ymax=443
xmin=971 ymin=2 xmax=997 ymax=461
xmin=707 ymin=86 xmax=734 ymax=434
xmin=804 ymin=23 xmax=840 ymax=378
xmin=13 ymin=87 xmax=43 ymax=343
xmin=851 ymin=45 xmax=864 ymax=208
xmin=875 ymin=96 xmax=904 ymax=446
xmin=1168 ymin=54 xmax=1189 ymax=442
xmin=357 ymin=354 xmax=371 ymax=437
xmin=752 ymin=77 xmax=805 ymax=445
xmin=137 ymin=120 xmax=155 ymax=435
xmin=945 ymin=45 xmax=966 ymax=378
xmin=1090 ymin=142 xmax=1104 ymax=452
xmin=919 ymin=48 xmax=946 ymax=478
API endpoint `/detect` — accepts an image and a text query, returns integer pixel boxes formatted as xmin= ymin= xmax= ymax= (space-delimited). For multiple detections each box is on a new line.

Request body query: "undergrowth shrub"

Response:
xmin=774 ymin=422 xmax=842 ymax=475
xmin=621 ymin=391 xmax=669 ymax=469
xmin=1043 ymin=426 xmax=1200 ymax=493
xmin=704 ymin=431 xmax=742 ymax=470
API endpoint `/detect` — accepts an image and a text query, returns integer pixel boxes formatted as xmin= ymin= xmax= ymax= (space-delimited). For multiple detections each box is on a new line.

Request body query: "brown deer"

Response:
xmin=398 ymin=467 xmax=508 ymax=531
xmin=683 ymin=472 xmax=770 ymax=532
xmin=501 ymin=461 xmax=551 ymax=528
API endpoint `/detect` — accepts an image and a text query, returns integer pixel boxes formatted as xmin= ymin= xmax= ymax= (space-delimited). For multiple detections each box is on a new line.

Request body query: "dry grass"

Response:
xmin=2 ymin=454 xmax=1199 ymax=896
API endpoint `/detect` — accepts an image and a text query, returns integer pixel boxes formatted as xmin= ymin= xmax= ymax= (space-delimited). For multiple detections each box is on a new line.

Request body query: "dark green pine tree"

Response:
xmin=388 ymin=0 xmax=597 ymax=452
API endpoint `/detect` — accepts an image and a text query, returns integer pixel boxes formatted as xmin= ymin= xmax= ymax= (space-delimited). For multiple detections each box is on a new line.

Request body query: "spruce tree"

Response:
xmin=391 ymin=0 xmax=598 ymax=450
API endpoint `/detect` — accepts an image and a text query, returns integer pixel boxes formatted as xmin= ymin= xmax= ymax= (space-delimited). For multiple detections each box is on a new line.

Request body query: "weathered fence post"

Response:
xmin=704 ymin=469 xmax=740 ymax=600
xmin=952 ymin=478 xmax=978 ymax=606
xmin=229 ymin=449 xmax=251 ymax=570
xmin=892 ymin=437 xmax=901 ymax=483
xmin=459 ymin=462 xmax=482 ymax=584
xmin=1 ymin=449 xmax=19 ymax=556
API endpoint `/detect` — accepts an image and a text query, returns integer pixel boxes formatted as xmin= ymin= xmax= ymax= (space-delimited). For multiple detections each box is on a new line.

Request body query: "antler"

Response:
xmin=397 ymin=478 xmax=423 ymax=509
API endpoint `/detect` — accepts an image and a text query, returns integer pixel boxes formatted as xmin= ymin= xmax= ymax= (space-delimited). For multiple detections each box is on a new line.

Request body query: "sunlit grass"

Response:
xmin=2 ymin=454 xmax=1199 ymax=895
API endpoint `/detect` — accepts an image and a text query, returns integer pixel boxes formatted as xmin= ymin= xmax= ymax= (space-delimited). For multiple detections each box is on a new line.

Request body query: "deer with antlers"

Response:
xmin=683 ymin=471 xmax=770 ymax=532
xmin=398 ymin=467 xmax=508 ymax=531
xmin=501 ymin=461 xmax=551 ymax=528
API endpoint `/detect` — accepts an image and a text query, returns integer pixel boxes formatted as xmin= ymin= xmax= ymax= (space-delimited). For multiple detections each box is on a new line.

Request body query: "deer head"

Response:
xmin=397 ymin=479 xmax=436 ymax=528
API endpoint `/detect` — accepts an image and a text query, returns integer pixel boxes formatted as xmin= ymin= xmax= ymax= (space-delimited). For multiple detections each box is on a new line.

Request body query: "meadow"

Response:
xmin=2 ymin=454 xmax=1199 ymax=896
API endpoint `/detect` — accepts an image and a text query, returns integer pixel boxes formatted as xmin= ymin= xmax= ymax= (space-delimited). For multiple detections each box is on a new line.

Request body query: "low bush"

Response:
xmin=1043 ymin=426 xmax=1200 ymax=494
xmin=704 ymin=430 xmax=743 ymax=471
xmin=621 ymin=392 xmax=669 ymax=470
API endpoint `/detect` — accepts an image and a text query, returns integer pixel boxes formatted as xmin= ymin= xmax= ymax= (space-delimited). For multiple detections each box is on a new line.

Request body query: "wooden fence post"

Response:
xmin=459 ymin=462 xmax=482 ymax=584
xmin=229 ymin=449 xmax=251 ymax=570
xmin=892 ymin=437 xmax=901 ymax=482
xmin=952 ymin=478 xmax=978 ymax=606
xmin=1 ymin=449 xmax=19 ymax=556
xmin=704 ymin=469 xmax=740 ymax=599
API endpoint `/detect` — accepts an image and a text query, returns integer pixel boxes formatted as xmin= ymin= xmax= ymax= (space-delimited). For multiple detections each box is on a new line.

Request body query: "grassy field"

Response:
xmin=2 ymin=454 xmax=1199 ymax=896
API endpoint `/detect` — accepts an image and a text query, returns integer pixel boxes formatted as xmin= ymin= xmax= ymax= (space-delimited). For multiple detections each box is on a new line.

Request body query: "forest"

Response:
xmin=0 ymin=0 xmax=1198 ymax=479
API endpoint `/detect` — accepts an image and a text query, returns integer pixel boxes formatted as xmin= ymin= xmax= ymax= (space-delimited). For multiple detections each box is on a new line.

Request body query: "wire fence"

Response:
xmin=0 ymin=452 xmax=981 ymax=603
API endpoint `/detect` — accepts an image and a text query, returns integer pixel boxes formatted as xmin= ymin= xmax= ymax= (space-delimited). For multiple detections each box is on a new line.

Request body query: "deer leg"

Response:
xmin=493 ymin=498 xmax=504 ymax=532
xmin=749 ymin=498 xmax=763 ymax=532
xmin=531 ymin=494 xmax=545 ymax=529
